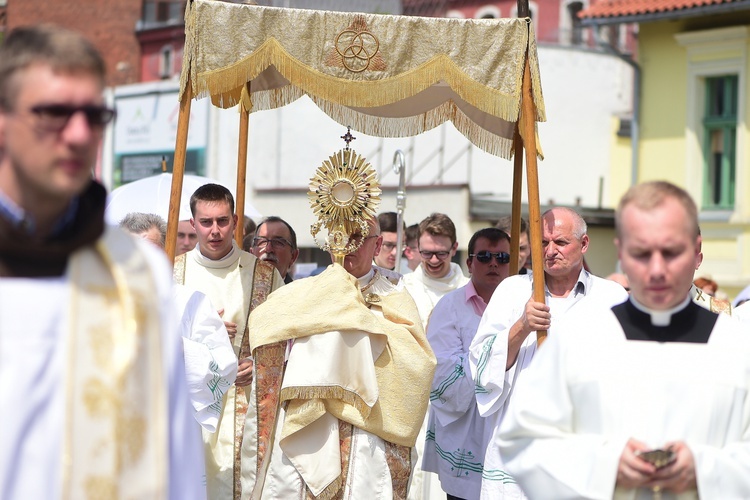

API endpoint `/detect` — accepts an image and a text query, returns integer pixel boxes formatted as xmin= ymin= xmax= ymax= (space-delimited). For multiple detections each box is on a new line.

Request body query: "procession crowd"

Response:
xmin=3 ymin=24 xmax=750 ymax=500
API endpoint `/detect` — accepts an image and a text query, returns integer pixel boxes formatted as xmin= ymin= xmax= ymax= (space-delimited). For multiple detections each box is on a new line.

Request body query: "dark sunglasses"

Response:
xmin=471 ymin=251 xmax=511 ymax=264
xmin=30 ymin=103 xmax=117 ymax=131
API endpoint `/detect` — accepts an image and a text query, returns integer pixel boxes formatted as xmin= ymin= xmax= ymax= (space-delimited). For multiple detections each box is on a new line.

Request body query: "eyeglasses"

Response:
xmin=252 ymin=237 xmax=292 ymax=249
xmin=350 ymin=234 xmax=378 ymax=245
xmin=419 ymin=250 xmax=451 ymax=260
xmin=29 ymin=103 xmax=116 ymax=132
xmin=470 ymin=251 xmax=511 ymax=264
xmin=381 ymin=242 xmax=405 ymax=252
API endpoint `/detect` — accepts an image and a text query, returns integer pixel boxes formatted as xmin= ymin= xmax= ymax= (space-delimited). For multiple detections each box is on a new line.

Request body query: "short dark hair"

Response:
xmin=495 ymin=215 xmax=528 ymax=237
xmin=0 ymin=25 xmax=105 ymax=110
xmin=242 ymin=233 xmax=254 ymax=252
xmin=468 ymin=227 xmax=510 ymax=255
xmin=190 ymin=184 xmax=234 ymax=216
xmin=255 ymin=216 xmax=297 ymax=250
xmin=418 ymin=213 xmax=457 ymax=245
xmin=405 ymin=224 xmax=419 ymax=248
xmin=377 ymin=212 xmax=405 ymax=234
xmin=243 ymin=216 xmax=256 ymax=238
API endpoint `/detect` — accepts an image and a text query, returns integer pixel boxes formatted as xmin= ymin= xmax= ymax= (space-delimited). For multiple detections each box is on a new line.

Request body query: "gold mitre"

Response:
xmin=308 ymin=127 xmax=382 ymax=265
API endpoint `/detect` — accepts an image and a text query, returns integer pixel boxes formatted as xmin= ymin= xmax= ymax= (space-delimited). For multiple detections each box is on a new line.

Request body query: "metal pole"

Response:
xmin=393 ymin=150 xmax=407 ymax=272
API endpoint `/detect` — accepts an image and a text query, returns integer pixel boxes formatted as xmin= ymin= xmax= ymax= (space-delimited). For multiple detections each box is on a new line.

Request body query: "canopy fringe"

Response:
xmin=194 ymin=38 xmax=529 ymax=123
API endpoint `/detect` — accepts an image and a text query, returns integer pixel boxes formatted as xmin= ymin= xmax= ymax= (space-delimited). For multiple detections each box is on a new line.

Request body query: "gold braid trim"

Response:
xmin=233 ymin=260 xmax=276 ymax=500
xmin=279 ymin=386 xmax=373 ymax=419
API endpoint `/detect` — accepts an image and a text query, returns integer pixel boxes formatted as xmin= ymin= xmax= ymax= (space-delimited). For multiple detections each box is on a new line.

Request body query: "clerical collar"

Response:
xmin=629 ymin=295 xmax=691 ymax=326
xmin=191 ymin=241 xmax=242 ymax=269
xmin=357 ymin=268 xmax=375 ymax=288
xmin=611 ymin=298 xmax=717 ymax=343
xmin=197 ymin=242 xmax=236 ymax=262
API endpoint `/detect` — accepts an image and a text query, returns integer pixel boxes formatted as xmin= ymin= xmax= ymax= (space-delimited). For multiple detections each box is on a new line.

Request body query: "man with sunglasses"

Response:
xmin=469 ymin=207 xmax=628 ymax=499
xmin=251 ymin=216 xmax=299 ymax=283
xmin=422 ymin=228 xmax=511 ymax=500
xmin=0 ymin=25 xmax=203 ymax=499
xmin=404 ymin=213 xmax=469 ymax=330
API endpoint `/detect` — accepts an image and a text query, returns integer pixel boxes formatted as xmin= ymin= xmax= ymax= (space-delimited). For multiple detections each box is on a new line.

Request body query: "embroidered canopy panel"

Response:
xmin=179 ymin=0 xmax=546 ymax=158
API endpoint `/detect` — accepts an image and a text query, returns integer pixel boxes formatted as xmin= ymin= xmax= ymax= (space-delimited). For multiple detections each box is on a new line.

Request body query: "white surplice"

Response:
xmin=404 ymin=262 xmax=469 ymax=331
xmin=173 ymin=284 xmax=238 ymax=432
xmin=469 ymin=271 xmax=629 ymax=499
xmin=0 ymin=237 xmax=204 ymax=500
xmin=422 ymin=283 xmax=493 ymax=500
xmin=178 ymin=243 xmax=283 ymax=500
xmin=404 ymin=262 xmax=469 ymax=500
xmin=497 ymin=302 xmax=750 ymax=500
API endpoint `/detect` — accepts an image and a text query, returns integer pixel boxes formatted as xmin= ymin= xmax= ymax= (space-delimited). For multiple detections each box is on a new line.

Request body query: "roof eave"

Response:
xmin=581 ymin=0 xmax=750 ymax=26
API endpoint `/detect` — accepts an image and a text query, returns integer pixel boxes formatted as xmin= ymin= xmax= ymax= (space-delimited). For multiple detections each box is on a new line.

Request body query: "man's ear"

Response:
xmin=695 ymin=234 xmax=703 ymax=270
xmin=190 ymin=218 xmax=196 ymax=230
xmin=291 ymin=248 xmax=300 ymax=266
xmin=450 ymin=241 xmax=459 ymax=257
xmin=580 ymin=234 xmax=590 ymax=254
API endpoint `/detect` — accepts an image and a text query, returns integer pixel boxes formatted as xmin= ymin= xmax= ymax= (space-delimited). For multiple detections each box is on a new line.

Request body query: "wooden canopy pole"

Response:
xmin=520 ymin=55 xmax=546 ymax=345
xmin=166 ymin=80 xmax=193 ymax=262
xmin=516 ymin=0 xmax=546 ymax=345
xmin=234 ymin=91 xmax=250 ymax=246
xmin=509 ymin=131 xmax=524 ymax=276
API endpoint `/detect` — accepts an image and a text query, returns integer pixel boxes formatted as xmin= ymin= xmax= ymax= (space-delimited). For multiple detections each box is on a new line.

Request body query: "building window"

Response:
xmin=475 ymin=5 xmax=502 ymax=19
xmin=160 ymin=45 xmax=174 ymax=79
xmin=143 ymin=0 xmax=185 ymax=24
xmin=703 ymin=75 xmax=738 ymax=209
xmin=567 ymin=1 xmax=583 ymax=45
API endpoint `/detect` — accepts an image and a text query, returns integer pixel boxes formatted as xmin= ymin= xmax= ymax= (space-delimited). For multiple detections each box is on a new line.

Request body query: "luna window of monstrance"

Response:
xmin=308 ymin=128 xmax=382 ymax=265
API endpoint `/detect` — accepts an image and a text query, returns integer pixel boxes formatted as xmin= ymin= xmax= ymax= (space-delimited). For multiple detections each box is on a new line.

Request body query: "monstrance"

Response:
xmin=308 ymin=127 xmax=381 ymax=266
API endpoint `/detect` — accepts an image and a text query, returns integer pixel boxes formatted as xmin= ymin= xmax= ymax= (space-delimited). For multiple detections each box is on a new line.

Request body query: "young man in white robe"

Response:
xmin=403 ymin=212 xmax=469 ymax=500
xmin=469 ymin=207 xmax=628 ymax=499
xmin=498 ymin=181 xmax=750 ymax=499
xmin=404 ymin=213 xmax=469 ymax=331
xmin=0 ymin=25 xmax=203 ymax=499
xmin=422 ymin=228 xmax=511 ymax=500
xmin=174 ymin=184 xmax=284 ymax=500
xmin=242 ymin=216 xmax=436 ymax=499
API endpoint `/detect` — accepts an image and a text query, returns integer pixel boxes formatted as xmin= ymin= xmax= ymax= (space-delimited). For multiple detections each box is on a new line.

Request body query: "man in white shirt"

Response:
xmin=423 ymin=228 xmax=511 ymax=500
xmin=498 ymin=181 xmax=750 ymax=499
xmin=0 ymin=25 xmax=203 ymax=499
xmin=404 ymin=213 xmax=469 ymax=329
xmin=469 ymin=207 xmax=628 ymax=499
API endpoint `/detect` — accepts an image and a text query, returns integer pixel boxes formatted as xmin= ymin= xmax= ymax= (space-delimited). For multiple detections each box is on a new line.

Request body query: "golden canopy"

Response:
xmin=178 ymin=0 xmax=545 ymax=158
xmin=170 ymin=0 xmax=548 ymax=343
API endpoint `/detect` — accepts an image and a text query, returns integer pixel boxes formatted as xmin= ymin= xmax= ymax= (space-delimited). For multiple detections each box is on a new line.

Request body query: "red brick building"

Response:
xmin=4 ymin=0 xmax=143 ymax=86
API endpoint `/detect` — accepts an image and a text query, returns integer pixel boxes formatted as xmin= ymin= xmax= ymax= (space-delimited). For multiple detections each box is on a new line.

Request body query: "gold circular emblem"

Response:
xmin=335 ymin=29 xmax=380 ymax=73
